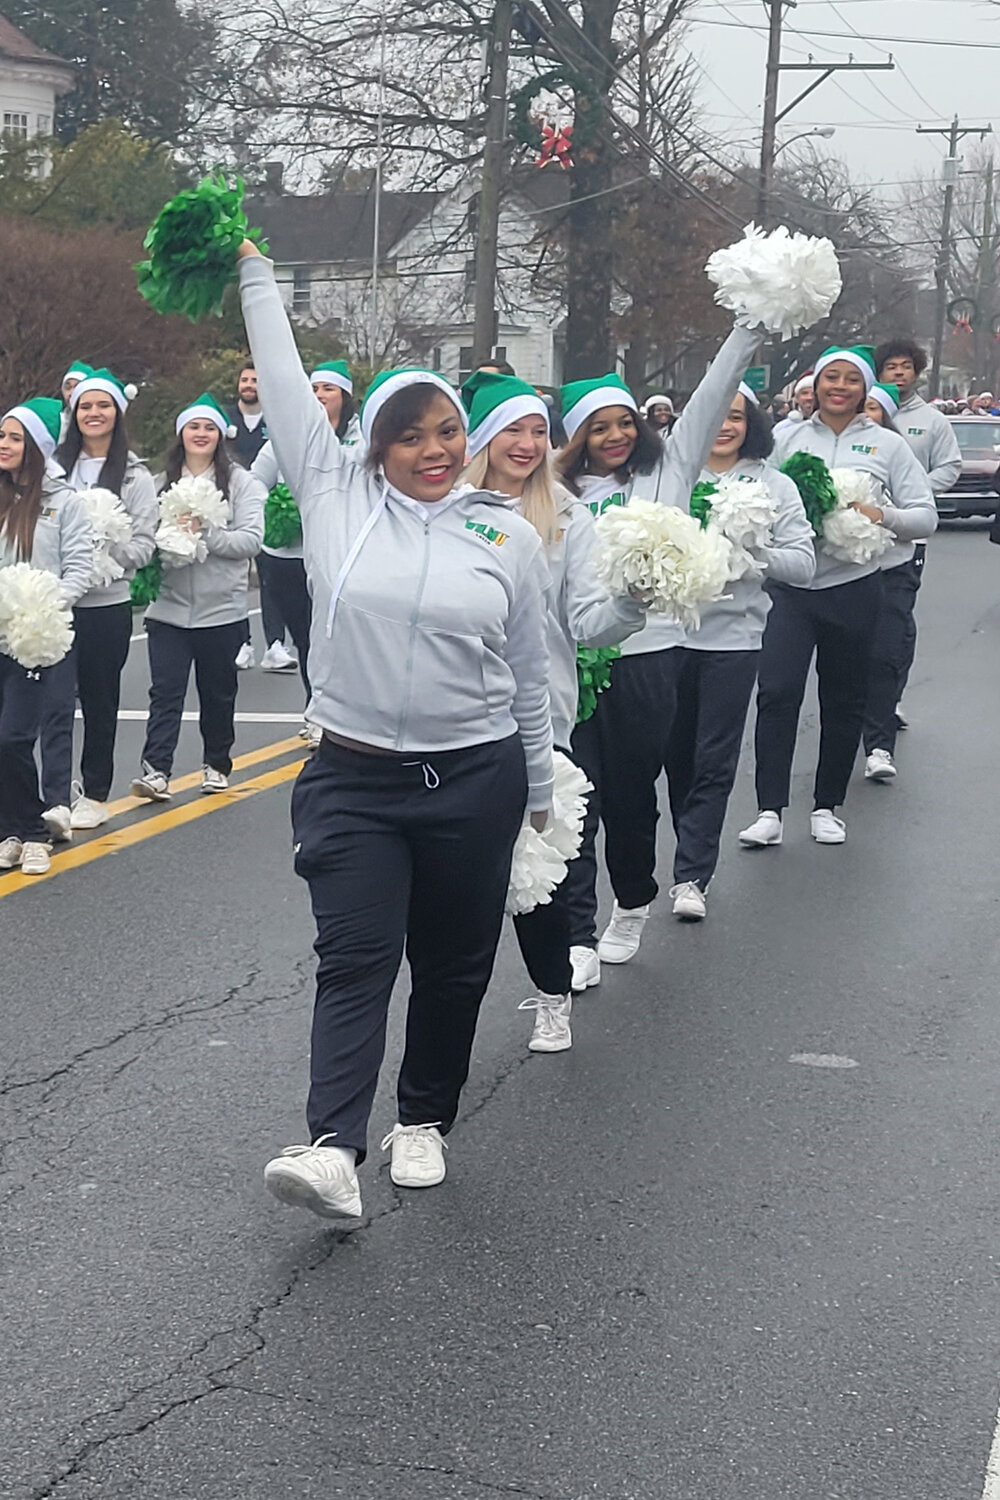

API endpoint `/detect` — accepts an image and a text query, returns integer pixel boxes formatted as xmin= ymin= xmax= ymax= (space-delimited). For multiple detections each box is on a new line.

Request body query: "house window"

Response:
xmin=464 ymin=258 xmax=477 ymax=299
xmin=459 ymin=346 xmax=475 ymax=385
xmin=3 ymin=113 xmax=29 ymax=138
xmin=36 ymin=114 xmax=51 ymax=137
xmin=432 ymin=347 xmax=443 ymax=372
xmin=292 ymin=267 xmax=311 ymax=315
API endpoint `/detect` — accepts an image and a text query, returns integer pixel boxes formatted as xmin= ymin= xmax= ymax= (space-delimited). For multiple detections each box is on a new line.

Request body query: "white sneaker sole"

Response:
xmin=390 ymin=1164 xmax=446 ymax=1189
xmin=264 ymin=1164 xmax=362 ymax=1222
xmin=811 ymin=828 xmax=846 ymax=845
xmin=674 ymin=905 xmax=705 ymax=922
xmin=131 ymin=781 xmax=170 ymax=803
xmin=738 ymin=831 xmax=782 ymax=848
xmin=865 ymin=767 xmax=896 ymax=782
xmin=528 ymin=1034 xmax=573 ymax=1053
xmin=570 ymin=966 xmax=601 ymax=992
xmin=201 ymin=783 xmax=228 ymax=796
xmin=261 ymin=661 xmax=298 ymax=672
xmin=596 ymin=944 xmax=641 ymax=964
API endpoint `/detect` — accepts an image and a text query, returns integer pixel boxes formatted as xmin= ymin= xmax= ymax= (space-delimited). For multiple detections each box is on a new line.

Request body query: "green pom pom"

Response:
xmin=135 ymin=175 xmax=269 ymax=321
xmin=263 ymin=484 xmax=302 ymax=549
xmin=780 ymin=451 xmax=839 ymax=536
xmin=576 ymin=645 xmax=620 ymax=724
xmin=130 ymin=552 xmax=163 ymax=606
xmin=689 ymin=480 xmax=719 ymax=530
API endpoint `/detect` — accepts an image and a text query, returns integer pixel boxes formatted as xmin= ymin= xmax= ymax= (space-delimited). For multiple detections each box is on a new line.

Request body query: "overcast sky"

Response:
xmin=683 ymin=0 xmax=997 ymax=192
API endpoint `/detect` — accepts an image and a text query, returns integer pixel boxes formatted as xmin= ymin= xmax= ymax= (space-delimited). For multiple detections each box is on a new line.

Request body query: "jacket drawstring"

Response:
xmin=326 ymin=480 xmax=389 ymax=638
xmin=403 ymin=760 xmax=441 ymax=790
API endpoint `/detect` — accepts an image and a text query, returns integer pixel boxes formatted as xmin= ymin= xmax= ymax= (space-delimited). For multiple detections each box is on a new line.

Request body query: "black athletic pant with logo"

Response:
xmin=141 ymin=618 xmax=245 ymax=777
xmin=257 ymin=552 xmax=312 ymax=700
xmin=754 ymin=574 xmax=882 ymax=813
xmin=512 ymin=743 xmax=575 ymax=996
xmin=0 ymin=651 xmax=47 ymax=842
xmin=863 ymin=549 xmax=924 ymax=755
xmin=293 ymin=734 xmax=526 ymax=1163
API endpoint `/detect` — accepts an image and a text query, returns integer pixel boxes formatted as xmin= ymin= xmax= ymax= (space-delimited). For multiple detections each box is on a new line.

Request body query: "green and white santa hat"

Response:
xmin=63 ymin=360 xmax=93 ymax=386
xmin=310 ymin=359 xmax=353 ymax=394
xmin=175 ymin=392 xmax=237 ymax=439
xmin=462 ymin=370 xmax=549 ymax=458
xmin=812 ymin=344 xmax=877 ymax=393
xmin=560 ymin=373 xmax=637 ymax=441
xmin=738 ymin=374 xmax=760 ymax=407
xmin=360 ymin=370 xmax=467 ymax=447
xmin=869 ymin=381 xmax=900 ymax=418
xmin=2 ymin=396 xmax=62 ymax=460
xmin=69 ymin=367 xmax=138 ymax=411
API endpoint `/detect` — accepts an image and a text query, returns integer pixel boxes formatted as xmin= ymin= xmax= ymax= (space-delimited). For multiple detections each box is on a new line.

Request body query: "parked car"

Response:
xmin=937 ymin=417 xmax=1000 ymax=518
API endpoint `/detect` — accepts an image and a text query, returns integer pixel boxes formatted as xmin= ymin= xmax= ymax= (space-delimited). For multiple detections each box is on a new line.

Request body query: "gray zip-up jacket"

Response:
xmin=0 ymin=473 xmax=94 ymax=606
xmin=892 ymin=392 xmax=961 ymax=495
xmin=770 ymin=412 xmax=937 ymax=588
xmin=145 ymin=464 xmax=264 ymax=629
xmin=252 ymin=440 xmax=303 ymax=560
xmin=537 ymin=488 xmax=646 ymax=747
xmin=571 ymin=322 xmax=764 ymax=659
xmin=240 ymin=254 xmax=554 ymax=809
xmin=72 ymin=453 xmax=158 ymax=608
xmin=682 ymin=459 xmax=815 ymax=650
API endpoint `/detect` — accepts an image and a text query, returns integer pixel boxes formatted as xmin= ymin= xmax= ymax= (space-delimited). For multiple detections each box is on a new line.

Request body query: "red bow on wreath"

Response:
xmin=538 ymin=122 xmax=573 ymax=169
xmin=955 ymin=315 xmax=972 ymax=333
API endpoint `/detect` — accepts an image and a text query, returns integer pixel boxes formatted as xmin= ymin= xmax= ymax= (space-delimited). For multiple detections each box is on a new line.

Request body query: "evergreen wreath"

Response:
xmin=509 ymin=67 xmax=604 ymax=155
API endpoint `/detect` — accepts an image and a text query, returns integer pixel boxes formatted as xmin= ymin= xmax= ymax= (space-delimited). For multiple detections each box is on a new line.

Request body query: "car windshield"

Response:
xmin=952 ymin=420 xmax=1000 ymax=457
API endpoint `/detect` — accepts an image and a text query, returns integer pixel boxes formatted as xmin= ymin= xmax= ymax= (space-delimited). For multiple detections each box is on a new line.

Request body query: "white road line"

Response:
xmin=74 ymin=709 xmax=303 ymax=724
xmin=128 ymin=606 xmax=262 ymax=645
xmin=981 ymin=1402 xmax=1000 ymax=1498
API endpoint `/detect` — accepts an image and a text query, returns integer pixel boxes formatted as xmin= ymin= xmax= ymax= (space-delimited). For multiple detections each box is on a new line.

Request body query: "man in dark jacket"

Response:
xmin=228 ymin=362 xmax=268 ymax=467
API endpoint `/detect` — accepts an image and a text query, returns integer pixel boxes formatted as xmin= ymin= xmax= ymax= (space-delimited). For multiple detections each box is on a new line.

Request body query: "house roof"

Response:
xmin=0 ymin=14 xmax=74 ymax=70
xmin=247 ymin=189 xmax=442 ymax=265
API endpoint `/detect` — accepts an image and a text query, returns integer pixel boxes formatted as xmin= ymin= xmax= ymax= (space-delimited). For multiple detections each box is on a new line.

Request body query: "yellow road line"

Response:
xmin=103 ymin=735 xmax=306 ymax=819
xmin=0 ymin=758 xmax=305 ymax=900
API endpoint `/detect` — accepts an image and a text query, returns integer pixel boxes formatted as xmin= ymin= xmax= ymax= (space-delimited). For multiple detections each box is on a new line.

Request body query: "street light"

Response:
xmin=774 ymin=126 xmax=836 ymax=158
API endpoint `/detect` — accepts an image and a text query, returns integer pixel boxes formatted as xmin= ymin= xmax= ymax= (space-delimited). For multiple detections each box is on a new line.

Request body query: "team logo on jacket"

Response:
xmin=588 ymin=492 xmax=627 ymax=517
xmin=465 ymin=519 xmax=508 ymax=547
xmin=851 ymin=444 xmax=877 ymax=455
xmin=907 ymin=427 xmax=925 ymax=436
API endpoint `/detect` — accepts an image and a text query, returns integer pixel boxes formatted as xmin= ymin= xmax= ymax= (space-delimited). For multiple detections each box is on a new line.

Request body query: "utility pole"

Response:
xmin=973 ymin=156 xmax=995 ymax=388
xmin=472 ymin=0 xmax=513 ymax=367
xmin=757 ymin=0 xmax=894 ymax=229
xmin=918 ymin=117 xmax=993 ymax=396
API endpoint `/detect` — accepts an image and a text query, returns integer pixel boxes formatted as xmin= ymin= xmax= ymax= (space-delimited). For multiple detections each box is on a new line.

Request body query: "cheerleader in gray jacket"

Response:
xmin=555 ymin=323 xmax=763 ymax=986
xmin=131 ymin=395 xmax=264 ymax=801
xmin=741 ymin=345 xmax=936 ymax=849
xmin=462 ymin=369 xmax=647 ymax=1054
xmin=39 ymin=368 xmax=157 ymax=838
xmin=238 ymin=243 xmax=552 ymax=1221
xmin=0 ymin=398 xmax=93 ymax=876
xmin=664 ymin=382 xmax=814 ymax=919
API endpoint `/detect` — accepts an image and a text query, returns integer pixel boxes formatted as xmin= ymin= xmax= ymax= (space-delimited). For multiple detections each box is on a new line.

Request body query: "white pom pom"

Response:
xmin=505 ymin=752 xmax=593 ymax=916
xmin=159 ymin=474 xmax=229 ymax=528
xmin=592 ymin=500 xmax=732 ymax=630
xmin=705 ymin=223 xmax=842 ymax=340
xmin=706 ymin=476 xmax=777 ymax=580
xmin=820 ymin=468 xmax=895 ymax=565
xmin=226 ymin=424 xmax=237 ymax=440
xmin=0 ymin=562 xmax=75 ymax=667
xmin=124 ymin=383 xmax=139 ymax=402
xmin=78 ymin=486 xmax=133 ymax=589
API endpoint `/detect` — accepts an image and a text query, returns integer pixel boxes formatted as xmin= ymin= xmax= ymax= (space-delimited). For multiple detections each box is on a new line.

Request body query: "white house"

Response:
xmin=0 ymin=13 xmax=73 ymax=167
xmin=247 ymin=166 xmax=568 ymax=387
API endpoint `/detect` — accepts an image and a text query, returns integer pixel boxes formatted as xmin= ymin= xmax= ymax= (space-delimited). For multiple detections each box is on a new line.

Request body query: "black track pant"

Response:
xmin=563 ymin=649 xmax=680 ymax=947
xmin=665 ymin=647 xmax=760 ymax=889
xmin=513 ymin=743 xmax=575 ymax=996
xmin=257 ymin=552 xmax=312 ymax=700
xmin=754 ymin=574 xmax=882 ymax=813
xmin=292 ymin=734 xmax=526 ymax=1163
xmin=0 ymin=652 xmax=47 ymax=842
xmin=141 ymin=618 xmax=245 ymax=777
xmin=40 ymin=602 xmax=133 ymax=805
xmin=863 ymin=550 xmax=924 ymax=755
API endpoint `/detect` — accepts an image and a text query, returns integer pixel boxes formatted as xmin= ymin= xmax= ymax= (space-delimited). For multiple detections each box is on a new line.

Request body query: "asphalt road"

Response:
xmin=2 ymin=525 xmax=1000 ymax=1500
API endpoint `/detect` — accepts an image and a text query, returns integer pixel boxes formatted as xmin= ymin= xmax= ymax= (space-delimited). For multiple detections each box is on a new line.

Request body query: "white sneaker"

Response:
xmin=131 ymin=762 xmax=170 ymax=802
xmin=235 ymin=642 xmax=255 ymax=670
xmin=305 ymin=721 xmax=322 ymax=750
xmin=261 ymin=640 xmax=298 ymax=672
xmin=381 ymin=1122 xmax=447 ymax=1188
xmin=518 ymin=993 xmax=572 ymax=1052
xmin=865 ymin=749 xmax=896 ymax=782
xmin=739 ymin=811 xmax=783 ymax=847
xmin=597 ymin=902 xmax=650 ymax=964
xmin=895 ymin=702 xmax=909 ymax=730
xmin=0 ymin=837 xmax=23 ymax=869
xmin=42 ymin=805 xmax=72 ymax=842
xmin=263 ymin=1138 xmax=363 ymax=1221
xmin=21 ymin=841 xmax=51 ymax=875
xmin=670 ymin=881 xmax=707 ymax=921
xmin=811 ymin=808 xmax=846 ymax=844
xmin=69 ymin=794 xmax=108 ymax=830
xmin=570 ymin=945 xmax=601 ymax=991
xmin=201 ymin=765 xmax=229 ymax=794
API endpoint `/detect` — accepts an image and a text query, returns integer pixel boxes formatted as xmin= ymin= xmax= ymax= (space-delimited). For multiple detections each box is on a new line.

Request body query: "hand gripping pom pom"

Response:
xmin=0 ymin=563 xmax=75 ymax=668
xmin=576 ymin=644 xmax=619 ymax=724
xmin=780 ymin=451 xmax=839 ymax=536
xmin=821 ymin=469 xmax=895 ymax=566
xmin=592 ymin=500 xmax=732 ymax=630
xmin=264 ymin=484 xmax=302 ymax=549
xmin=78 ymin=486 xmax=133 ymax=590
xmin=705 ymin=223 xmax=842 ymax=340
xmin=130 ymin=553 xmax=163 ymax=607
xmin=506 ymin=753 xmax=594 ymax=916
xmin=135 ymin=175 xmax=268 ymax=321
xmin=154 ymin=475 xmax=228 ymax=564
